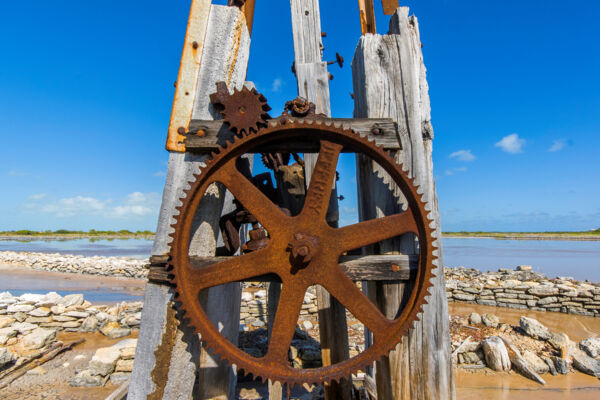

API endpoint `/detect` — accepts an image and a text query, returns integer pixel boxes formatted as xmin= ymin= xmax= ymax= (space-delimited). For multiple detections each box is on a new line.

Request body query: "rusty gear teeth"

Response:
xmin=209 ymin=81 xmax=271 ymax=135
xmin=168 ymin=119 xmax=437 ymax=387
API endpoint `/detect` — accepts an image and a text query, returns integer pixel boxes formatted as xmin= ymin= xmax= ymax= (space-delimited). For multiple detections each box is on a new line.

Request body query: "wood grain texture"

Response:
xmin=185 ymin=117 xmax=400 ymax=151
xmin=132 ymin=5 xmax=251 ymax=400
xmin=352 ymin=7 xmax=454 ymax=400
xmin=166 ymin=0 xmax=211 ymax=152
xmin=291 ymin=2 xmax=350 ymax=398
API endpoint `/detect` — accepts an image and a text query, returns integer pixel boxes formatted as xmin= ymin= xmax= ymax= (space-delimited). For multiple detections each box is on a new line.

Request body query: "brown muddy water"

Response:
xmin=451 ymin=303 xmax=600 ymax=399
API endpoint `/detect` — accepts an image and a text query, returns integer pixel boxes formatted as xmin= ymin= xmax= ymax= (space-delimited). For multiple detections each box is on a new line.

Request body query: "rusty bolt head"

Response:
xmin=371 ymin=126 xmax=383 ymax=135
xmin=196 ymin=129 xmax=206 ymax=137
xmin=192 ymin=41 xmax=199 ymax=49
xmin=391 ymin=264 xmax=401 ymax=272
xmin=177 ymin=127 xmax=186 ymax=135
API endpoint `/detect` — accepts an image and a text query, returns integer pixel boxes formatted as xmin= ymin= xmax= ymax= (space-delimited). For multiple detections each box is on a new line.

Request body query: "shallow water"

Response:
xmin=0 ymin=238 xmax=152 ymax=258
xmin=0 ymin=264 xmax=145 ymax=303
xmin=443 ymin=237 xmax=600 ymax=282
xmin=451 ymin=302 xmax=600 ymax=399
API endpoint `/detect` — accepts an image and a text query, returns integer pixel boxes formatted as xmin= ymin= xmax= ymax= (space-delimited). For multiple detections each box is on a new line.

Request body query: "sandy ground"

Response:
xmin=1 ymin=332 xmax=138 ymax=400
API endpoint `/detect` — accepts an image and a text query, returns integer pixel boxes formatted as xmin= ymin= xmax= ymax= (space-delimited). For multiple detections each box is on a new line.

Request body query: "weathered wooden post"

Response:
xmin=129 ymin=2 xmax=251 ymax=399
xmin=352 ymin=7 xmax=454 ymax=399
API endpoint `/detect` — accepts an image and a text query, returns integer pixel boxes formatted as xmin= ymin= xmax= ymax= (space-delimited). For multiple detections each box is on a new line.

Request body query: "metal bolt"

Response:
xmin=321 ymin=32 xmax=327 ymax=37
xmin=391 ymin=264 xmax=401 ymax=272
xmin=177 ymin=127 xmax=186 ymax=135
xmin=192 ymin=41 xmax=199 ymax=49
xmin=196 ymin=129 xmax=206 ymax=137
xmin=329 ymin=73 xmax=334 ymax=80
xmin=371 ymin=125 xmax=383 ymax=135
xmin=326 ymin=52 xmax=344 ymax=68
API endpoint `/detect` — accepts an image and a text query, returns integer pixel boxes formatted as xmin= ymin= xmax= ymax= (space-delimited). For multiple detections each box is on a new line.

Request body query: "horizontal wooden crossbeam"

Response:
xmin=184 ymin=117 xmax=401 ymax=152
xmin=148 ymin=254 xmax=417 ymax=284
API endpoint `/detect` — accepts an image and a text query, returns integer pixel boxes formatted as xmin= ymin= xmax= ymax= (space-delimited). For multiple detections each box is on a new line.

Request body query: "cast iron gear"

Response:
xmin=168 ymin=119 xmax=437 ymax=386
xmin=210 ymin=81 xmax=271 ymax=135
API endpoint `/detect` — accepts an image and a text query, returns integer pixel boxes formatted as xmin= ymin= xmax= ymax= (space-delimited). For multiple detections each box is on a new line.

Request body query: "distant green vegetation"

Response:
xmin=443 ymin=229 xmax=600 ymax=239
xmin=0 ymin=229 xmax=154 ymax=236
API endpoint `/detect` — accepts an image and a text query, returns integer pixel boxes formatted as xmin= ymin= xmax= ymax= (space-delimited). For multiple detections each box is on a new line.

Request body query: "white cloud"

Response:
xmin=449 ymin=150 xmax=476 ymax=162
xmin=444 ymin=167 xmax=468 ymax=176
xmin=271 ymin=78 xmax=282 ymax=92
xmin=24 ymin=192 xmax=160 ymax=219
xmin=495 ymin=133 xmax=525 ymax=154
xmin=548 ymin=139 xmax=566 ymax=152
xmin=153 ymin=170 xmax=166 ymax=177
xmin=342 ymin=206 xmax=357 ymax=214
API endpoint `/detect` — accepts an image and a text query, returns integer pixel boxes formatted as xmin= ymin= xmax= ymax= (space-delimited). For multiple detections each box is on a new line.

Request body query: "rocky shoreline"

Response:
xmin=446 ymin=265 xmax=600 ymax=317
xmin=0 ymin=251 xmax=148 ymax=279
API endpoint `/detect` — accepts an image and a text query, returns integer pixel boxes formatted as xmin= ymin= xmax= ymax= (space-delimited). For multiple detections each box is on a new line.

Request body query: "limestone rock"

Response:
xmin=27 ymin=366 xmax=47 ymax=375
xmin=522 ymin=350 xmax=549 ymax=374
xmin=481 ymin=336 xmax=511 ymax=371
xmin=552 ymin=356 xmax=570 ymax=374
xmin=528 ymin=286 xmax=558 ymax=297
xmin=520 ymin=316 xmax=551 ymax=340
xmin=548 ymin=332 xmax=570 ymax=350
xmin=571 ymin=348 xmax=600 ymax=377
xmin=115 ymin=359 xmax=134 ymax=372
xmin=7 ymin=304 xmax=34 ymax=313
xmin=12 ymin=322 xmax=37 ymax=333
xmin=70 ymin=370 xmax=102 ymax=387
xmin=239 ymin=388 xmax=263 ymax=399
xmin=22 ymin=328 xmax=56 ymax=350
xmin=80 ymin=315 xmax=98 ymax=332
xmin=61 ymin=294 xmax=84 ymax=307
xmin=0 ymin=316 xmax=15 ymax=328
xmin=110 ymin=372 xmax=131 ymax=385
xmin=100 ymin=322 xmax=131 ymax=339
xmin=0 ymin=347 xmax=16 ymax=368
xmin=482 ymin=314 xmax=499 ymax=328
xmin=29 ymin=307 xmax=51 ymax=317
xmin=469 ymin=312 xmax=482 ymax=325
xmin=580 ymin=338 xmax=600 ymax=358
xmin=89 ymin=347 xmax=121 ymax=376
xmin=120 ymin=347 xmax=136 ymax=360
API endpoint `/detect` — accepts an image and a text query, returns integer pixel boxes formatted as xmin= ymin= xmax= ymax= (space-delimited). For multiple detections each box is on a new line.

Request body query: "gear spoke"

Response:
xmin=301 ymin=140 xmax=343 ymax=221
xmin=215 ymin=161 xmax=291 ymax=233
xmin=335 ymin=210 xmax=418 ymax=252
xmin=184 ymin=250 xmax=272 ymax=291
xmin=265 ymin=281 xmax=306 ymax=365
xmin=320 ymin=266 xmax=391 ymax=338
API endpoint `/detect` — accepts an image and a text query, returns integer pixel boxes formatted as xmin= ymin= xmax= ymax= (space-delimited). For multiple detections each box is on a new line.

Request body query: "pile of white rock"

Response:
xmin=452 ymin=312 xmax=600 ymax=381
xmin=70 ymin=338 xmax=137 ymax=387
xmin=0 ymin=251 xmax=148 ymax=279
xmin=446 ymin=266 xmax=600 ymax=317
xmin=0 ymin=291 xmax=142 ymax=347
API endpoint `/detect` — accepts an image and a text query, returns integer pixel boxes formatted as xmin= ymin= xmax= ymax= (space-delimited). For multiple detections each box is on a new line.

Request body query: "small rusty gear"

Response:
xmin=168 ymin=119 xmax=436 ymax=386
xmin=210 ymin=81 xmax=271 ymax=135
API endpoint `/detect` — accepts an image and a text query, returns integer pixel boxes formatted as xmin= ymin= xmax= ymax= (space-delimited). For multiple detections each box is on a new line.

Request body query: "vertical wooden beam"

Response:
xmin=166 ymin=0 xmax=211 ymax=152
xmin=130 ymin=5 xmax=252 ymax=400
xmin=290 ymin=1 xmax=352 ymax=399
xmin=352 ymin=7 xmax=454 ymax=400
xmin=358 ymin=0 xmax=376 ymax=34
xmin=381 ymin=0 xmax=399 ymax=15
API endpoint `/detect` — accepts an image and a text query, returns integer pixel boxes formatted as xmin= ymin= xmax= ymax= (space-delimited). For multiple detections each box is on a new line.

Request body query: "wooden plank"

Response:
xmin=291 ymin=2 xmax=350 ymax=398
xmin=166 ymin=0 xmax=211 ymax=152
xmin=381 ymin=0 xmax=399 ymax=15
xmin=352 ymin=7 xmax=454 ymax=400
xmin=185 ymin=117 xmax=400 ymax=151
xmin=131 ymin=5 xmax=251 ymax=400
xmin=358 ymin=0 xmax=376 ymax=34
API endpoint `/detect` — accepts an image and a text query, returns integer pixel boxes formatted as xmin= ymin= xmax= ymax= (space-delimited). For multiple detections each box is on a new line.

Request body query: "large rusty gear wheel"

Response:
xmin=210 ymin=81 xmax=271 ymax=135
xmin=168 ymin=119 xmax=437 ymax=387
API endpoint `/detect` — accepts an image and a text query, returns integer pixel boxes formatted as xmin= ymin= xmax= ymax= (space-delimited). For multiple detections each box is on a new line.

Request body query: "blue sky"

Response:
xmin=1 ymin=1 xmax=598 ymax=232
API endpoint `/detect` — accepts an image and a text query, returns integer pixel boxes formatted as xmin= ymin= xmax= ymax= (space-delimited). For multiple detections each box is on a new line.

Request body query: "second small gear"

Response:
xmin=210 ymin=81 xmax=271 ymax=135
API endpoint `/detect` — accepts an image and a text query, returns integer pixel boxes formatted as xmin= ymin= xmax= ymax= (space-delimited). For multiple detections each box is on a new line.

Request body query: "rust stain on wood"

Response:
xmin=148 ymin=304 xmax=178 ymax=399
xmin=226 ymin=14 xmax=246 ymax=87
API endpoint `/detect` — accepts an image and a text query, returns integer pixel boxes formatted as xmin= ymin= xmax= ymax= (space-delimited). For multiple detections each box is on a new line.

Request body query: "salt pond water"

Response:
xmin=2 ymin=237 xmax=600 ymax=282
xmin=0 ymin=238 xmax=152 ymax=258
xmin=443 ymin=237 xmax=600 ymax=282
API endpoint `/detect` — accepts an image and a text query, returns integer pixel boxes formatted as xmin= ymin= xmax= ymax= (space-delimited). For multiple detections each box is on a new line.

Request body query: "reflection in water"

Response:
xmin=0 ymin=238 xmax=152 ymax=258
xmin=443 ymin=238 xmax=600 ymax=282
xmin=451 ymin=302 xmax=600 ymax=399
